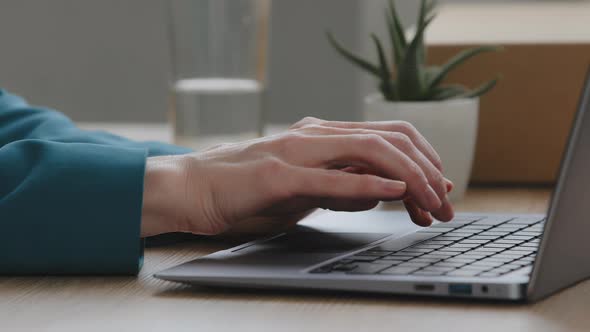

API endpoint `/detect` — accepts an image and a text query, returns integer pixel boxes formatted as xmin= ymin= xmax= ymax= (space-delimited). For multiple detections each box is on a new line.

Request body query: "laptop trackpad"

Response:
xmin=246 ymin=232 xmax=390 ymax=254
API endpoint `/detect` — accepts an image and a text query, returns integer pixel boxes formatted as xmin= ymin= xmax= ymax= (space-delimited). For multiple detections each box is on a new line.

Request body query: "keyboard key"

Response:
xmin=480 ymin=231 xmax=510 ymax=237
xmin=433 ymin=262 xmax=466 ymax=268
xmin=475 ymin=217 xmax=511 ymax=225
xmin=398 ymin=262 xmax=431 ymax=268
xmin=478 ymin=272 xmax=501 ymax=278
xmin=412 ymin=244 xmax=446 ymax=250
xmin=470 ymin=261 xmax=504 ymax=268
xmin=332 ymin=263 xmax=359 ymax=272
xmin=470 ymin=235 xmax=502 ymax=240
xmin=347 ymin=263 xmax=390 ymax=274
xmin=503 ymin=263 xmax=525 ymax=270
xmin=456 ymin=265 xmax=489 ymax=272
xmin=421 ymin=266 xmax=456 ymax=273
xmin=436 ymin=236 xmax=464 ymax=241
xmin=431 ymin=223 xmax=463 ymax=229
xmin=494 ymin=239 xmax=524 ymax=245
xmin=448 ymin=216 xmax=479 ymax=224
xmin=518 ymin=232 xmax=542 ymax=237
xmin=485 ymin=256 xmax=515 ymax=263
xmin=485 ymin=243 xmax=515 ymax=249
xmin=505 ymin=235 xmax=535 ymax=241
xmin=455 ymin=253 xmax=489 ymax=259
xmin=447 ymin=270 xmax=479 ymax=277
xmin=443 ymin=247 xmax=472 ymax=253
xmin=462 ymin=225 xmax=493 ymax=231
xmin=475 ymin=247 xmax=504 ymax=253
xmin=461 ymin=239 xmax=491 ymax=245
xmin=396 ymin=250 xmax=429 ymax=256
xmin=349 ymin=256 xmax=379 ymax=262
xmin=444 ymin=257 xmax=477 ymax=264
xmin=387 ymin=254 xmax=419 ymax=260
xmin=449 ymin=229 xmax=481 ymax=235
xmin=507 ymin=217 xmax=545 ymax=225
xmin=449 ymin=243 xmax=480 ymax=248
xmin=380 ymin=266 xmax=420 ymax=275
xmin=397 ymin=247 xmax=434 ymax=256
xmin=424 ymin=240 xmax=455 ymax=246
xmin=374 ymin=259 xmax=405 ymax=265
xmin=420 ymin=253 xmax=456 ymax=259
xmin=410 ymin=257 xmax=443 ymax=264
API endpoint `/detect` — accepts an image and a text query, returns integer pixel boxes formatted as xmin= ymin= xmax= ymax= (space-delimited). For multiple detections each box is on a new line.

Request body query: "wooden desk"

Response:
xmin=4 ymin=187 xmax=590 ymax=332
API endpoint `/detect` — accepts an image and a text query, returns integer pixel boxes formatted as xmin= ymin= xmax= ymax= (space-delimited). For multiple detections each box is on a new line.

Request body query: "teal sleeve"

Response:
xmin=0 ymin=90 xmax=190 ymax=275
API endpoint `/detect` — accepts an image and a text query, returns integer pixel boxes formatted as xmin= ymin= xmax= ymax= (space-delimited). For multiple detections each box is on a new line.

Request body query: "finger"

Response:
xmin=404 ymin=197 xmax=433 ymax=227
xmin=445 ymin=179 xmax=454 ymax=193
xmin=296 ymin=125 xmax=447 ymax=201
xmin=296 ymin=118 xmax=443 ymax=172
xmin=431 ymin=197 xmax=454 ymax=222
xmin=286 ymin=167 xmax=407 ymax=201
xmin=277 ymin=134 xmax=442 ymax=211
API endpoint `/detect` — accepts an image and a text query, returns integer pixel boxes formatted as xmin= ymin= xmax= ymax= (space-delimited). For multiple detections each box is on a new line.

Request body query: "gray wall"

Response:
xmin=0 ymin=0 xmax=362 ymax=124
xmin=0 ymin=0 xmax=170 ymax=122
xmin=0 ymin=0 xmax=541 ymax=124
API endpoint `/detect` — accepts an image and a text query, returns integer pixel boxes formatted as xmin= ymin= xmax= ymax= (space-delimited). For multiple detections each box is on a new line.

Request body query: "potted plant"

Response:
xmin=327 ymin=0 xmax=501 ymax=200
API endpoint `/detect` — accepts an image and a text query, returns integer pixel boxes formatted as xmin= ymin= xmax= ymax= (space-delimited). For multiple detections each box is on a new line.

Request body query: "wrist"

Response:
xmin=141 ymin=155 xmax=187 ymax=237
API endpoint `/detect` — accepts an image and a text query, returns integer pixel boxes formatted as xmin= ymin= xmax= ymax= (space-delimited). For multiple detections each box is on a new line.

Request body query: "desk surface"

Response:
xmin=4 ymin=187 xmax=590 ymax=332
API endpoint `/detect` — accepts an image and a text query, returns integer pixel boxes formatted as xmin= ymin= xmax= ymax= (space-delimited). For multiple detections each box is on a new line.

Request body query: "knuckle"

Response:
xmin=291 ymin=116 xmax=322 ymax=129
xmin=397 ymin=121 xmax=417 ymax=135
xmin=360 ymin=134 xmax=388 ymax=149
xmin=273 ymin=132 xmax=304 ymax=152
xmin=296 ymin=123 xmax=324 ymax=133
xmin=406 ymin=161 xmax=426 ymax=182
xmin=390 ymin=132 xmax=413 ymax=151
xmin=261 ymin=156 xmax=286 ymax=175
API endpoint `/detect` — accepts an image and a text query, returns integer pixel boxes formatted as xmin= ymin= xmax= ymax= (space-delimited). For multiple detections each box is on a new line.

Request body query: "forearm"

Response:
xmin=0 ymin=89 xmax=191 ymax=157
xmin=0 ymin=140 xmax=147 ymax=275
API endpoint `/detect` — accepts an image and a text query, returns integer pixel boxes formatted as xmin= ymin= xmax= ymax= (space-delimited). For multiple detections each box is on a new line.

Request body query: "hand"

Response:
xmin=140 ymin=117 xmax=454 ymax=237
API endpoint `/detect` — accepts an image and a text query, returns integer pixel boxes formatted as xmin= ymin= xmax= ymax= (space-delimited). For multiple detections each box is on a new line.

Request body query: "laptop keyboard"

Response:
xmin=310 ymin=216 xmax=544 ymax=278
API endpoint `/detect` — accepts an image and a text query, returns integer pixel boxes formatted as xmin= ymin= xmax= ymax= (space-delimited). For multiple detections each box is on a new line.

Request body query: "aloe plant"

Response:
xmin=327 ymin=0 xmax=501 ymax=101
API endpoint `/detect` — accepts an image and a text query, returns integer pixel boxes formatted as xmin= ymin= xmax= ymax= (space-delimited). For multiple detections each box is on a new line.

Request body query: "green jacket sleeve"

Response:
xmin=0 ymin=90 xmax=190 ymax=275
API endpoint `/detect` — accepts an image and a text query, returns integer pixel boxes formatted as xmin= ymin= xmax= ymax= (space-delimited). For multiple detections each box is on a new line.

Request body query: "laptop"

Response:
xmin=155 ymin=69 xmax=590 ymax=302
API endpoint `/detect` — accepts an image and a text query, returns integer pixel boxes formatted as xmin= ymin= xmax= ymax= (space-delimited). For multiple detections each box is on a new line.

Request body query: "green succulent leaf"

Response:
xmin=462 ymin=77 xmax=500 ymax=98
xmin=326 ymin=31 xmax=381 ymax=78
xmin=386 ymin=13 xmax=404 ymax=66
xmin=387 ymin=0 xmax=407 ymax=65
xmin=397 ymin=11 xmax=429 ymax=100
xmin=371 ymin=34 xmax=397 ymax=100
xmin=427 ymin=46 xmax=503 ymax=90
xmin=416 ymin=0 xmax=436 ymax=63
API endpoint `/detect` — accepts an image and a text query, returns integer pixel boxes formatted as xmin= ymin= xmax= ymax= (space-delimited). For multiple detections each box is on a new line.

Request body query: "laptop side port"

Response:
xmin=414 ymin=284 xmax=435 ymax=292
xmin=448 ymin=284 xmax=473 ymax=296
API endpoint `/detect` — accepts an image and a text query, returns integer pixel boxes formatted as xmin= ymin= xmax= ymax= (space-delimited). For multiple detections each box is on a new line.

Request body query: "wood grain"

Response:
xmin=4 ymin=187 xmax=590 ymax=332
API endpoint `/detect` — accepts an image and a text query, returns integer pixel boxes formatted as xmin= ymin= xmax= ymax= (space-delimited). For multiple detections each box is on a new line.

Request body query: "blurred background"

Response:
xmin=1 ymin=0 xmax=589 ymax=193
xmin=0 ymin=0 xmax=553 ymax=124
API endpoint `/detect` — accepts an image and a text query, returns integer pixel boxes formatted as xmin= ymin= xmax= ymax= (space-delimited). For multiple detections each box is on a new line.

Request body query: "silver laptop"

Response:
xmin=155 ymin=69 xmax=590 ymax=302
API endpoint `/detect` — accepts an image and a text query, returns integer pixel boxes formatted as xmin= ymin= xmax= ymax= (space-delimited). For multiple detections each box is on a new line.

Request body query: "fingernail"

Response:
xmin=384 ymin=180 xmax=407 ymax=194
xmin=425 ymin=185 xmax=442 ymax=210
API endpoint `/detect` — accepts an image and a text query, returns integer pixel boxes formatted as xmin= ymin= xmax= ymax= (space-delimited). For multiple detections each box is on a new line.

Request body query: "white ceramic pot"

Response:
xmin=364 ymin=94 xmax=479 ymax=201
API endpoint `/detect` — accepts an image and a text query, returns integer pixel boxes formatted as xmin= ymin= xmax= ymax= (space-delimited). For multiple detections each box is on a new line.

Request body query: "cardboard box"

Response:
xmin=424 ymin=3 xmax=590 ymax=184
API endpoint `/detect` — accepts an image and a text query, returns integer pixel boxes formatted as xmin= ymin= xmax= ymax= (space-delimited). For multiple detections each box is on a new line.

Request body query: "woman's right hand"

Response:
xmin=140 ymin=117 xmax=454 ymax=238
